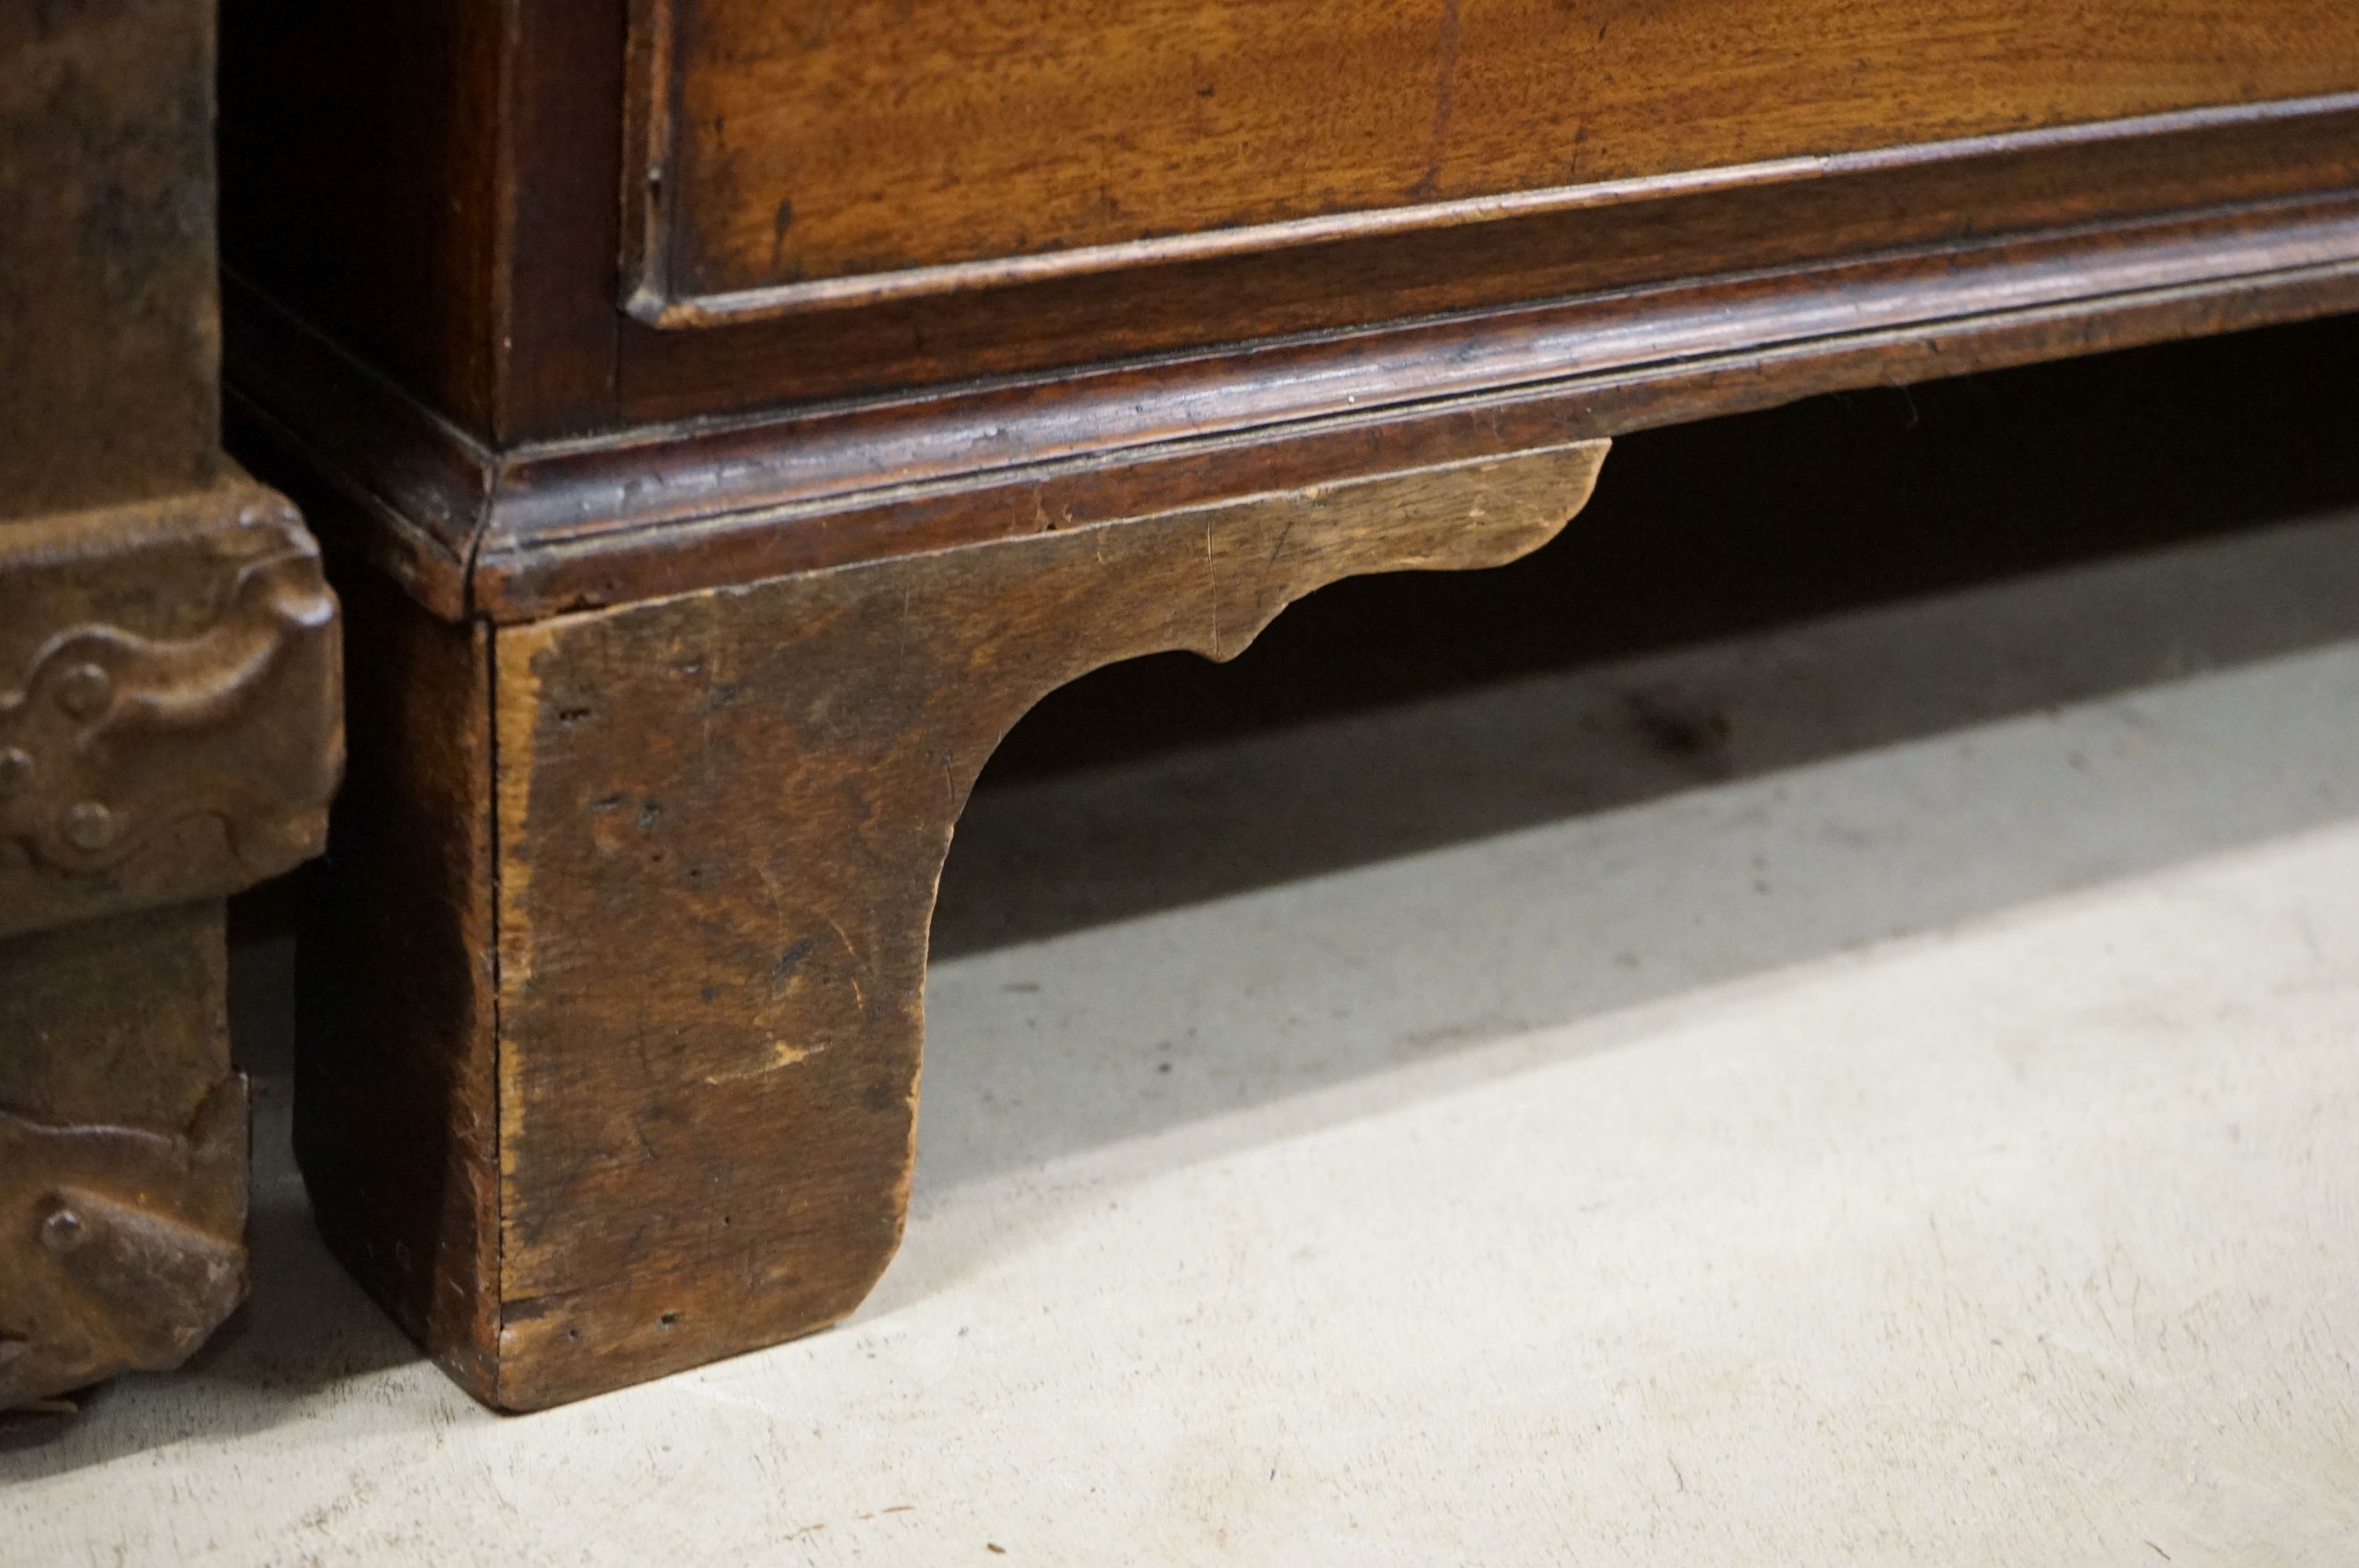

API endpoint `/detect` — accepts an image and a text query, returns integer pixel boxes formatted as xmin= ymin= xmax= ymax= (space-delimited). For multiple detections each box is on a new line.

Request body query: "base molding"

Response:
xmin=231 ymin=187 xmax=2359 ymax=626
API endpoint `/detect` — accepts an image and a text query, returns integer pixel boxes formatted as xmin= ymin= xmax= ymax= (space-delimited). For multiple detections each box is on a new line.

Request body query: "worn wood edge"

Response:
xmin=288 ymin=557 xmax=504 ymax=1405
xmin=224 ymin=384 xmax=470 ymax=622
xmin=485 ymin=620 xmax=532 ymax=1414
xmin=509 ymin=438 xmax=1612 ymax=645
xmin=469 ymin=440 xmax=1605 ymax=1410
xmin=221 ymin=274 xmax=493 ymax=619
xmin=623 ymin=92 xmax=2359 ymax=325
xmin=228 ymin=191 xmax=2359 ymax=627
xmin=607 ymin=88 xmax=2359 ymax=437
xmin=510 ymin=198 xmax=2359 ymax=545
xmin=615 ymin=0 xmax=675 ymax=332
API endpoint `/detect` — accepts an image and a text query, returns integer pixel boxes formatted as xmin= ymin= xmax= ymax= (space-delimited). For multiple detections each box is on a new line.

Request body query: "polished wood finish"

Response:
xmin=220 ymin=2 xmax=2359 ymax=442
xmin=612 ymin=96 xmax=2359 ymax=426
xmin=216 ymin=0 xmax=508 ymax=437
xmin=631 ymin=0 xmax=2359 ymax=317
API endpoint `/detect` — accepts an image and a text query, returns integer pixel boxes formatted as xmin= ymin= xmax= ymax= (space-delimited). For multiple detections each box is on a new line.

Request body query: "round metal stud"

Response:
xmin=41 ymin=1208 xmax=84 ymax=1254
xmin=53 ymin=662 xmax=112 ymax=719
xmin=63 ymin=800 xmax=116 ymax=852
xmin=228 ymin=501 xmax=288 ymax=557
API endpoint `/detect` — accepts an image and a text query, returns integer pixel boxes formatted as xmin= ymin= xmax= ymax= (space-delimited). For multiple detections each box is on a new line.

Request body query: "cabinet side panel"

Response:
xmin=293 ymin=549 xmax=504 ymax=1399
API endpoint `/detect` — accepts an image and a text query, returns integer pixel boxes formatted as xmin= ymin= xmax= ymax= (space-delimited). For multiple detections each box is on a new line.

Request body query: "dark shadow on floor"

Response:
xmin=933 ymin=315 xmax=2359 ymax=958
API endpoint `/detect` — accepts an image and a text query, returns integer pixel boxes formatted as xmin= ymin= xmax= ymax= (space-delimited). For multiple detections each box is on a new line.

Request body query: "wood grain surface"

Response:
xmin=613 ymin=96 xmax=2359 ymax=421
xmin=218 ymin=0 xmax=507 ymax=436
xmin=636 ymin=0 xmax=2359 ymax=310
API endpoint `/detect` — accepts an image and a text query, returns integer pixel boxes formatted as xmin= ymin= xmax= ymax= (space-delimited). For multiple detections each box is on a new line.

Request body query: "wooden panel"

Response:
xmin=613 ymin=100 xmax=2359 ymax=425
xmin=636 ymin=0 xmax=2359 ymax=314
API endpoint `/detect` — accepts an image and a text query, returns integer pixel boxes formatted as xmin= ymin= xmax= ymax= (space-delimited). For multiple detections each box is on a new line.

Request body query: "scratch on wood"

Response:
xmin=1205 ymin=513 xmax=1221 ymax=659
xmin=493 ymin=628 xmax=552 ymax=994
xmin=703 ymin=1039 xmax=822 ymax=1085
xmin=819 ymin=912 xmax=867 ymax=1012
xmin=1415 ymin=0 xmax=1463 ymax=199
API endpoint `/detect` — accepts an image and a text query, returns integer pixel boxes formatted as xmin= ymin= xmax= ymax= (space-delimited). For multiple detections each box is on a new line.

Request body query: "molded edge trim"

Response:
xmin=227 ymin=192 xmax=2359 ymax=627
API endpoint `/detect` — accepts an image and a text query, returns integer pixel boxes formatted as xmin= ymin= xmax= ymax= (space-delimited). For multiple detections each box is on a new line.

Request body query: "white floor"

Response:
xmin=9 ymin=510 xmax=2359 ymax=1566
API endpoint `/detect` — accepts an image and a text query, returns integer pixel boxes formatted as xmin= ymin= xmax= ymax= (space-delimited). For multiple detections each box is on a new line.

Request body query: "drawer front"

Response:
xmin=631 ymin=0 xmax=2359 ymax=316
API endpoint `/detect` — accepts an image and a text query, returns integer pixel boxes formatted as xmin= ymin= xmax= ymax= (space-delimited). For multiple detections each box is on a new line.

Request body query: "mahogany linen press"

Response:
xmin=216 ymin=1 xmax=2359 ymax=1407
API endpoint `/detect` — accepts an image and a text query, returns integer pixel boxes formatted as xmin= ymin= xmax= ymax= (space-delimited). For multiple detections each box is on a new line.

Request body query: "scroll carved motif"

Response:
xmin=0 ymin=1080 xmax=249 ymax=1412
xmin=0 ymin=483 xmax=343 ymax=938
